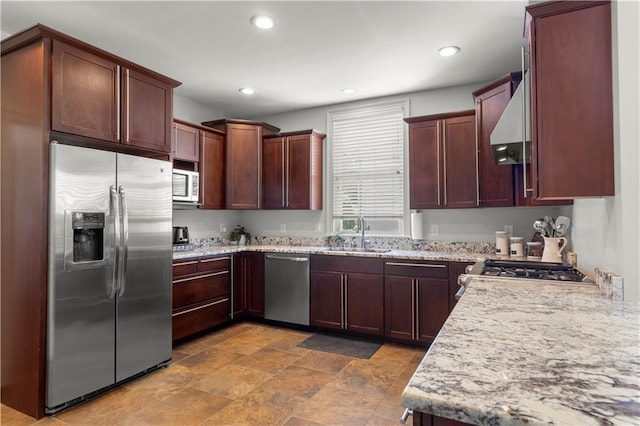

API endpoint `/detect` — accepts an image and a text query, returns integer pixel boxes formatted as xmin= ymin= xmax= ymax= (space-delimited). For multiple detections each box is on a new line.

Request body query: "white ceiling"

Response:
xmin=1 ymin=1 xmax=529 ymax=118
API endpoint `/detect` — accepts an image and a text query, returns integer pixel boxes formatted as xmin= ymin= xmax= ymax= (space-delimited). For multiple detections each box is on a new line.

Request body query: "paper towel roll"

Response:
xmin=411 ymin=211 xmax=423 ymax=240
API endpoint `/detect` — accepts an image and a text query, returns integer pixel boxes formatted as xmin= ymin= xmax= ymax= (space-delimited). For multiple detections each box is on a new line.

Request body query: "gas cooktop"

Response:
xmin=480 ymin=259 xmax=590 ymax=283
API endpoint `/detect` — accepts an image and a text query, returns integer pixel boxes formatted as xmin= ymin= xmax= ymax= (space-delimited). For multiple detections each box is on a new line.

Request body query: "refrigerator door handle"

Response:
xmin=118 ymin=186 xmax=129 ymax=296
xmin=110 ymin=185 xmax=120 ymax=299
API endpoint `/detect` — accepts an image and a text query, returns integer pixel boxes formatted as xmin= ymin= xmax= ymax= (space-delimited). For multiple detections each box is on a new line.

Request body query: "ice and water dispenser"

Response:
xmin=71 ymin=212 xmax=105 ymax=263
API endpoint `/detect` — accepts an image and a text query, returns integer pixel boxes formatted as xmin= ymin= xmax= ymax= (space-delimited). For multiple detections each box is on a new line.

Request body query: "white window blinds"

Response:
xmin=330 ymin=102 xmax=405 ymax=224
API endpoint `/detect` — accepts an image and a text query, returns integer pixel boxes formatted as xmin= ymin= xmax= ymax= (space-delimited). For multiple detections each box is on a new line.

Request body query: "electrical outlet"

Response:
xmin=504 ymin=225 xmax=513 ymax=237
xmin=219 ymin=223 xmax=226 ymax=233
xmin=280 ymin=224 xmax=286 ymax=233
xmin=430 ymin=225 xmax=439 ymax=235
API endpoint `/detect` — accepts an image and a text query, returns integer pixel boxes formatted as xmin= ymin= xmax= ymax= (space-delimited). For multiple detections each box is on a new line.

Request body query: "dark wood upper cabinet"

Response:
xmin=526 ymin=1 xmax=614 ymax=199
xmin=52 ymin=41 xmax=119 ymax=142
xmin=122 ymin=69 xmax=172 ymax=153
xmin=202 ymin=119 xmax=280 ymax=210
xmin=472 ymin=73 xmax=520 ymax=207
xmin=200 ymin=129 xmax=225 ymax=209
xmin=405 ymin=111 xmax=477 ymax=209
xmin=263 ymin=130 xmax=325 ymax=210
xmin=173 ymin=121 xmax=200 ymax=162
xmin=52 ymin=39 xmax=176 ymax=154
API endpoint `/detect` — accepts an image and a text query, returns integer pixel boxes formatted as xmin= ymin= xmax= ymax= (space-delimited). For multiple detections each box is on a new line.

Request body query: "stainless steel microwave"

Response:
xmin=172 ymin=169 xmax=199 ymax=203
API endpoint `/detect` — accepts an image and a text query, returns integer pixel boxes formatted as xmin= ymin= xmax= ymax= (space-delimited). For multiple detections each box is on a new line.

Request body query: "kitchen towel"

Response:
xmin=411 ymin=211 xmax=423 ymax=240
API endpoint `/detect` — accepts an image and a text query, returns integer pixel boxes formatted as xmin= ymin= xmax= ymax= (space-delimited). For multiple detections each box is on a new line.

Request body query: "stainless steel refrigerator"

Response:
xmin=46 ymin=143 xmax=172 ymax=413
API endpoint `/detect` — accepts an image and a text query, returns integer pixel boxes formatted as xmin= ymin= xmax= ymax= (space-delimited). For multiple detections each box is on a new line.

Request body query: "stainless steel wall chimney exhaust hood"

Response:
xmin=490 ymin=70 xmax=531 ymax=165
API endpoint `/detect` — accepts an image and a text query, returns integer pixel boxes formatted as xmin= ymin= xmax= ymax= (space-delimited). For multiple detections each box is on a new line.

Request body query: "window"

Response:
xmin=328 ymin=100 xmax=408 ymax=235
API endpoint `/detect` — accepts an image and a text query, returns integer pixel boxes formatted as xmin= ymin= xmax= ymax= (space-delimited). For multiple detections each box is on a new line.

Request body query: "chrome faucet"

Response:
xmin=354 ymin=216 xmax=369 ymax=250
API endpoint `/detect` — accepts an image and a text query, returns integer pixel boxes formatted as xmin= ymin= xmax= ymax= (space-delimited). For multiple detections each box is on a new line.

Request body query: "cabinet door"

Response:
xmin=122 ymin=69 xmax=172 ymax=153
xmin=416 ymin=278 xmax=449 ymax=343
xmin=200 ymin=130 xmax=225 ymax=209
xmin=310 ymin=270 xmax=343 ymax=330
xmin=529 ymin=2 xmax=613 ymax=198
xmin=262 ymin=137 xmax=285 ymax=209
xmin=226 ymin=124 xmax=261 ymax=209
xmin=287 ymin=134 xmax=312 ymax=209
xmin=232 ymin=254 xmax=246 ymax=318
xmin=173 ymin=122 xmax=199 ymax=162
xmin=246 ymin=252 xmax=265 ymax=317
xmin=346 ymin=272 xmax=384 ymax=336
xmin=408 ymin=120 xmax=441 ymax=209
xmin=384 ymin=275 xmax=414 ymax=342
xmin=475 ymin=81 xmax=515 ymax=207
xmin=442 ymin=115 xmax=477 ymax=208
xmin=513 ymin=165 xmax=572 ymax=207
xmin=51 ymin=41 xmax=119 ymax=142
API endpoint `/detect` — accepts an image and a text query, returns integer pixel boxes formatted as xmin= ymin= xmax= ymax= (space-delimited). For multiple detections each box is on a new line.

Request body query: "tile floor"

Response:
xmin=1 ymin=322 xmax=426 ymax=425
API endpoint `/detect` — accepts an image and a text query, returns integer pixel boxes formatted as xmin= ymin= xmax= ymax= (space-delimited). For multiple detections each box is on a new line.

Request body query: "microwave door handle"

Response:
xmin=118 ymin=186 xmax=129 ymax=296
xmin=109 ymin=185 xmax=120 ymax=299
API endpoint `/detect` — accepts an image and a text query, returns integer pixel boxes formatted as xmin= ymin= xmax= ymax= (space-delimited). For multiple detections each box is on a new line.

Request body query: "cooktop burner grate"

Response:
xmin=481 ymin=260 xmax=588 ymax=282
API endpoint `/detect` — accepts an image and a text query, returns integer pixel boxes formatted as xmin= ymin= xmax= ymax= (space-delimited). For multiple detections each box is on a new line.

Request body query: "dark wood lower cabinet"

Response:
xmin=384 ymin=260 xmax=450 ymax=344
xmin=413 ymin=411 xmax=473 ymax=426
xmin=172 ymin=255 xmax=231 ymax=343
xmin=232 ymin=252 xmax=265 ymax=318
xmin=310 ymin=255 xmax=384 ymax=337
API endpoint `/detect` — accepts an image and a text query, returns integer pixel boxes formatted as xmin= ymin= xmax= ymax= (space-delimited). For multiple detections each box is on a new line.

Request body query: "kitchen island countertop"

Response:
xmin=401 ymin=276 xmax=640 ymax=425
xmin=172 ymin=244 xmax=484 ymax=263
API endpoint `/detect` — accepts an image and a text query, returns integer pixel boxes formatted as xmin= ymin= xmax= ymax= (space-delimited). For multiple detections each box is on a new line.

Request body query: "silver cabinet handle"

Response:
xmin=172 ymin=270 xmax=229 ymax=284
xmin=411 ymin=279 xmax=416 ymax=340
xmin=265 ymin=254 xmax=309 ymax=262
xmin=173 ymin=260 xmax=198 ymax=267
xmin=442 ymin=121 xmax=448 ymax=206
xmin=415 ymin=280 xmax=420 ymax=339
xmin=455 ymin=285 xmax=466 ymax=300
xmin=115 ymin=65 xmax=121 ymax=141
xmin=109 ymin=185 xmax=119 ymax=298
xmin=343 ymin=274 xmax=348 ymax=329
xmin=200 ymin=256 xmax=231 ymax=263
xmin=400 ymin=408 xmax=412 ymax=424
xmin=125 ymin=69 xmax=130 ymax=143
xmin=172 ymin=298 xmax=229 ymax=316
xmin=385 ymin=262 xmax=446 ymax=268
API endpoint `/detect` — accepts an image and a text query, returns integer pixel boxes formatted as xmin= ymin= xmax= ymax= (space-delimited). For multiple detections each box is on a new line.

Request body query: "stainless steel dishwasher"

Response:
xmin=264 ymin=253 xmax=310 ymax=325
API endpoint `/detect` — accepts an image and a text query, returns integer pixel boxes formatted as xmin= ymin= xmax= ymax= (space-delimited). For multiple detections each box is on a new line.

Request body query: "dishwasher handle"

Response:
xmin=265 ymin=254 xmax=309 ymax=262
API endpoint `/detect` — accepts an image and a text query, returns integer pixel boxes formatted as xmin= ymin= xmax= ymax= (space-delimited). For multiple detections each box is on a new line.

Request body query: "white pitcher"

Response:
xmin=542 ymin=236 xmax=567 ymax=263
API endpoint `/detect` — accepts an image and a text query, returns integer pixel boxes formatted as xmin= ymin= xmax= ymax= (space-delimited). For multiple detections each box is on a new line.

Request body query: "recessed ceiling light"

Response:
xmin=341 ymin=88 xmax=356 ymax=95
xmin=239 ymin=88 xmax=255 ymax=95
xmin=438 ymin=46 xmax=461 ymax=57
xmin=250 ymin=15 xmax=275 ymax=30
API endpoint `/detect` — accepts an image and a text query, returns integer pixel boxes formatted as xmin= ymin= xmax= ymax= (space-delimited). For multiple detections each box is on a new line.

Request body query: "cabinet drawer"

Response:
xmin=384 ymin=260 xmax=449 ymax=279
xmin=172 ymin=298 xmax=229 ymax=342
xmin=198 ymin=255 xmax=231 ymax=273
xmin=172 ymin=258 xmax=198 ymax=277
xmin=173 ymin=271 xmax=229 ymax=308
xmin=311 ymin=255 xmax=383 ymax=274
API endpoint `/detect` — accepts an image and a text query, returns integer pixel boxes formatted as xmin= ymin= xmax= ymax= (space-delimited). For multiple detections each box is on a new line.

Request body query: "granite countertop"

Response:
xmin=402 ymin=276 xmax=640 ymax=425
xmin=172 ymin=244 xmax=485 ymax=263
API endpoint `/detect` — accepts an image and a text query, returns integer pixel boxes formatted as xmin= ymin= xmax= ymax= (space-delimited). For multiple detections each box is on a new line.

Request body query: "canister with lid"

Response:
xmin=510 ymin=237 xmax=524 ymax=257
xmin=495 ymin=231 xmax=509 ymax=256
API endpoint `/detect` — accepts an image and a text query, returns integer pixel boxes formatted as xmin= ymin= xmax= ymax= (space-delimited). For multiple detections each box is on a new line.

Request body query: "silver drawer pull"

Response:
xmin=386 ymin=262 xmax=446 ymax=268
xmin=172 ymin=298 xmax=229 ymax=316
xmin=455 ymin=285 xmax=466 ymax=300
xmin=172 ymin=270 xmax=228 ymax=284
xmin=173 ymin=260 xmax=198 ymax=267
xmin=200 ymin=256 xmax=231 ymax=263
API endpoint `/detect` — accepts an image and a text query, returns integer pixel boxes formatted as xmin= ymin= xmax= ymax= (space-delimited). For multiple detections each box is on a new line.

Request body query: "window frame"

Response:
xmin=325 ymin=98 xmax=410 ymax=237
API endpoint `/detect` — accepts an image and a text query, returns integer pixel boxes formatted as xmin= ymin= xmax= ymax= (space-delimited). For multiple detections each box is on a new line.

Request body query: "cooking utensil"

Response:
xmin=533 ymin=219 xmax=548 ymax=236
xmin=544 ymin=216 xmax=556 ymax=237
xmin=555 ymin=216 xmax=571 ymax=236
